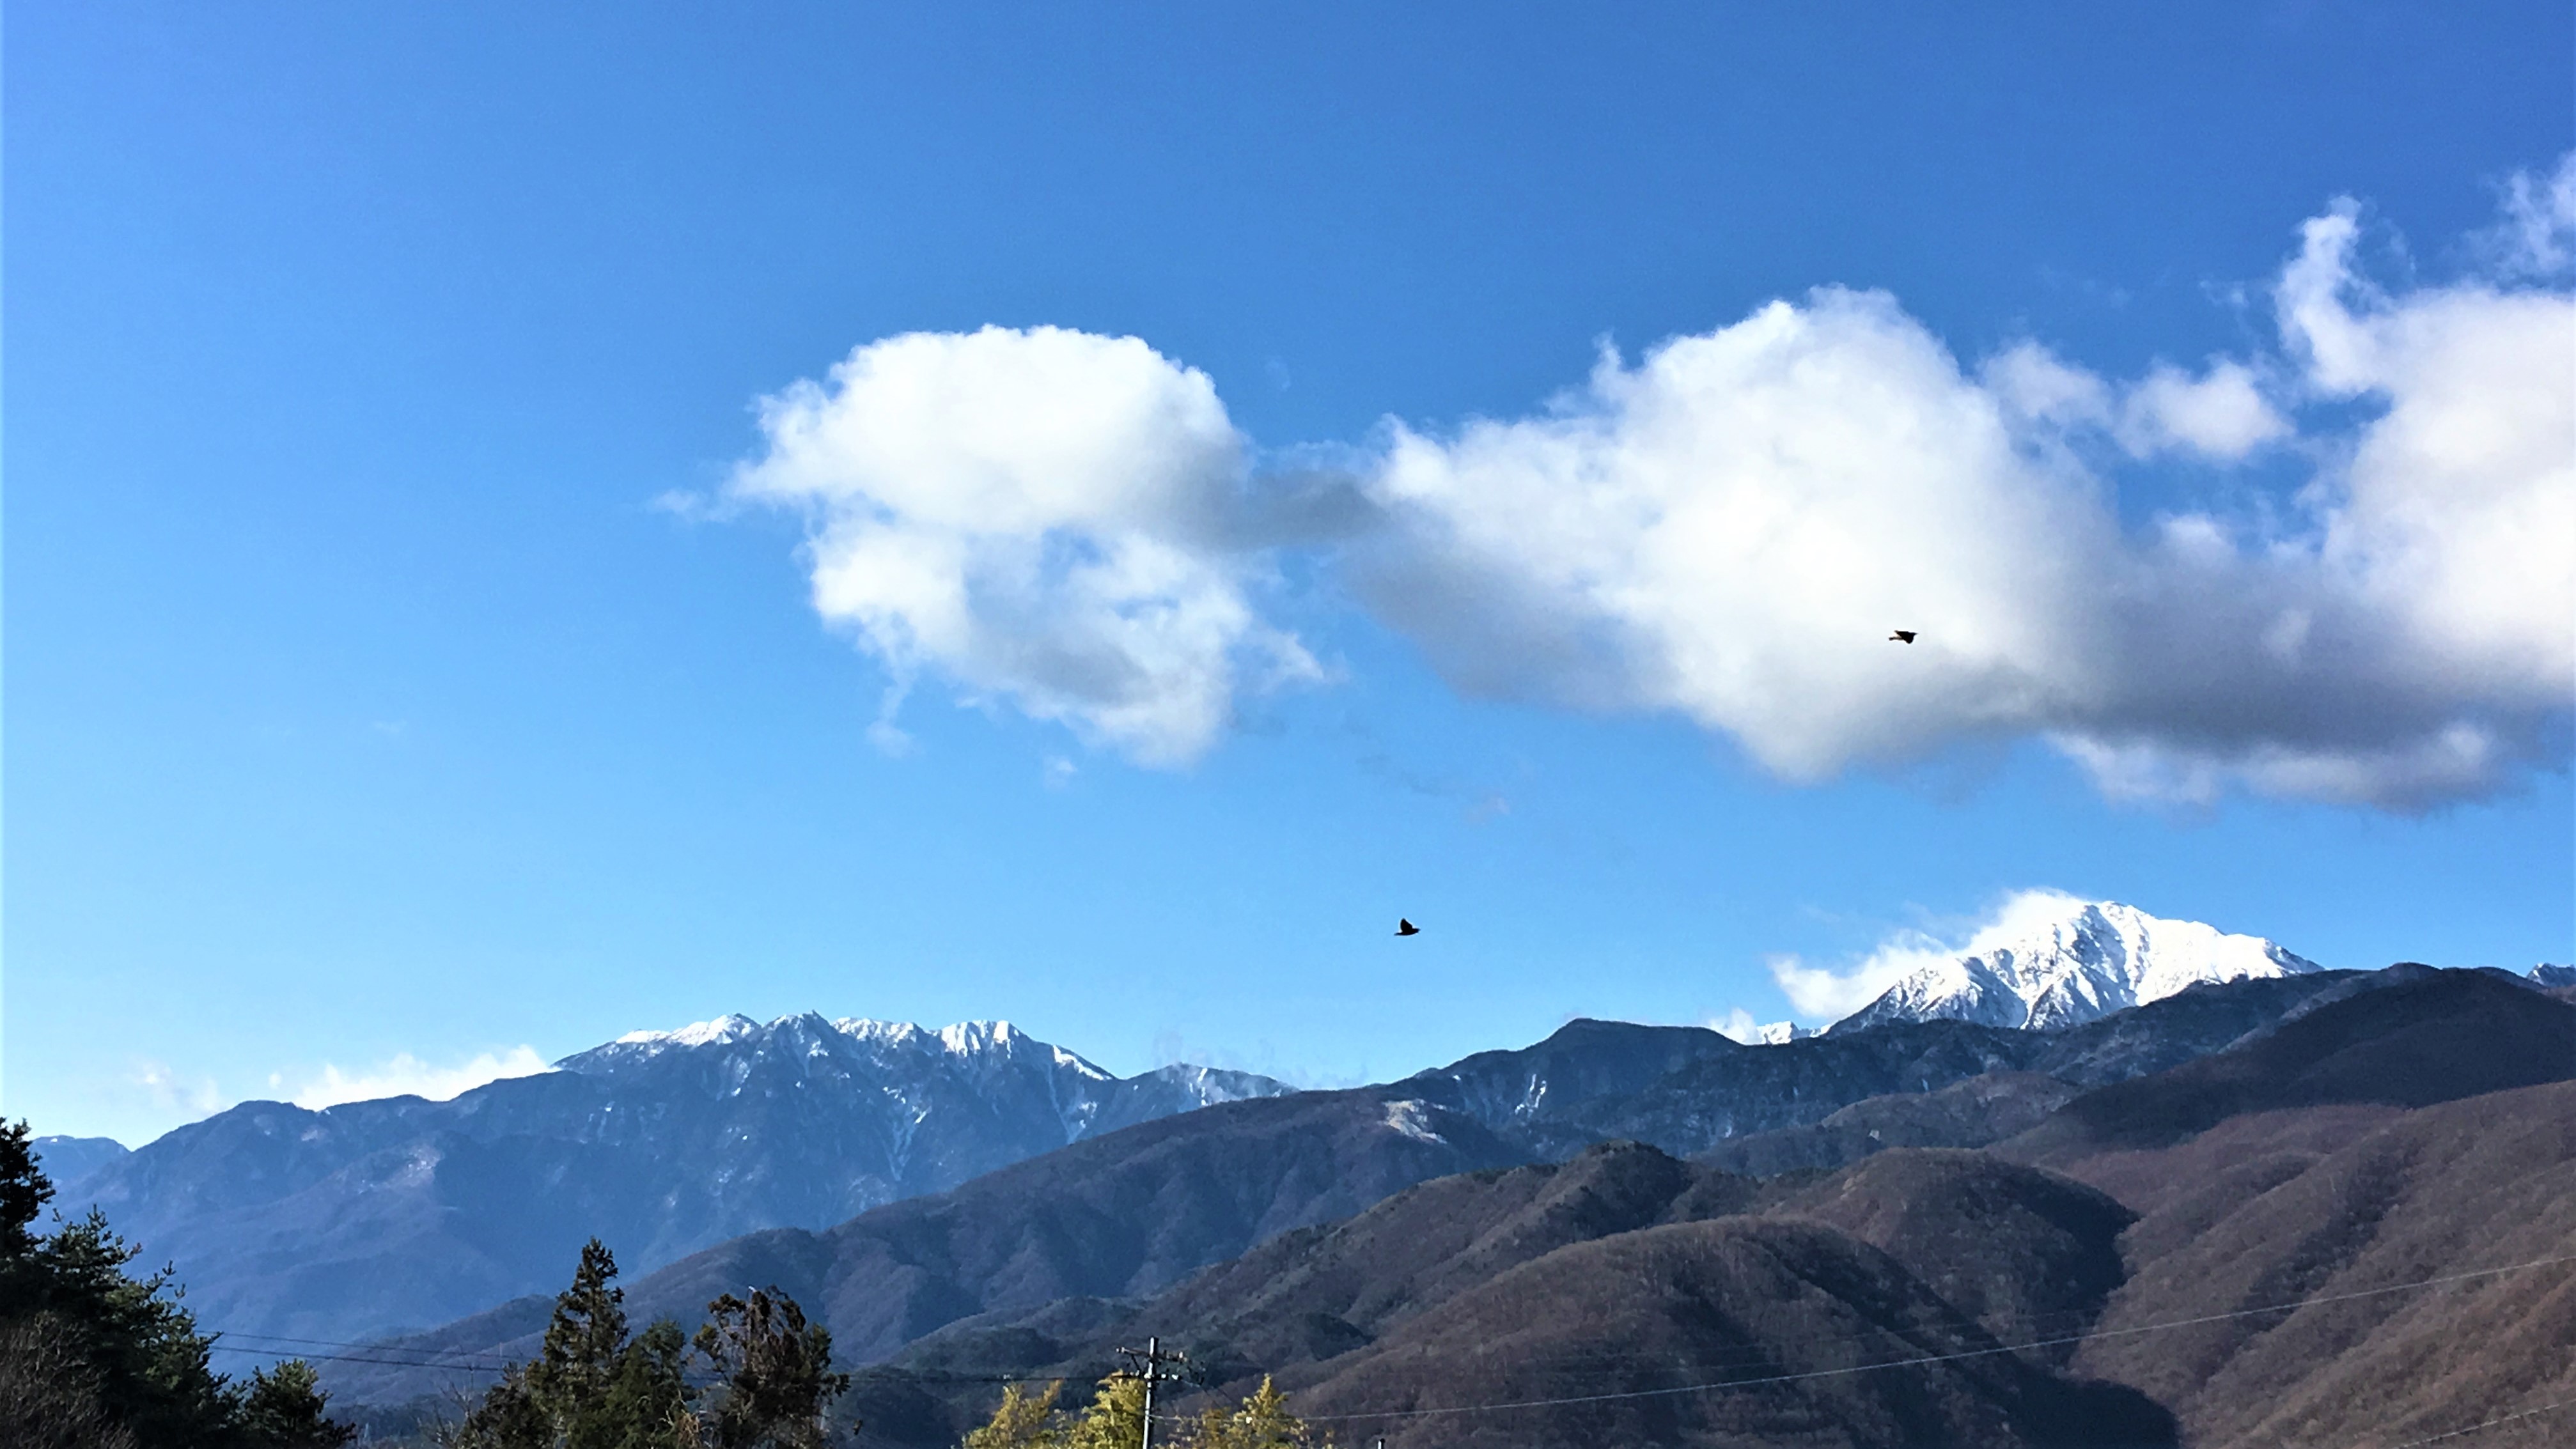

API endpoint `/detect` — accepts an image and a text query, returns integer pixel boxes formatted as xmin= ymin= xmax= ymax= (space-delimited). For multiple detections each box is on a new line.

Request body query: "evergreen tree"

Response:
xmin=240 ymin=1361 xmax=360 ymax=1449
xmin=451 ymin=1239 xmax=695 ymax=1449
xmin=529 ymin=1239 xmax=636 ymax=1446
xmin=0 ymin=1119 xmax=355 ymax=1449
xmin=691 ymin=1288 xmax=850 ymax=1448
xmin=449 ymin=1363 xmax=552 ymax=1449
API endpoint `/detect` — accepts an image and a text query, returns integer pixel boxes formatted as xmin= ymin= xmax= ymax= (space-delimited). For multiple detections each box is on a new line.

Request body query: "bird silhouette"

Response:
xmin=1395 ymin=918 xmax=1420 ymax=936
xmin=1888 ymin=630 xmax=1917 ymax=643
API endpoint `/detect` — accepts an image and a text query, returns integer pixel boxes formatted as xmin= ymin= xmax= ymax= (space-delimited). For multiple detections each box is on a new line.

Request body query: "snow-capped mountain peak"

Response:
xmin=1831 ymin=895 xmax=2320 ymax=1034
xmin=612 ymin=1014 xmax=764 ymax=1050
xmin=586 ymin=1013 xmax=1114 ymax=1074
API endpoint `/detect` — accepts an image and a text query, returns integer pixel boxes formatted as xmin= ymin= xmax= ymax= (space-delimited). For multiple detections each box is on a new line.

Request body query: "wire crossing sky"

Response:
xmin=7 ymin=2 xmax=2572 ymax=1145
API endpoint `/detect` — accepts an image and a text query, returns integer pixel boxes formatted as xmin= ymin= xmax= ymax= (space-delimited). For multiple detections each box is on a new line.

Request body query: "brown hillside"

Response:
xmin=1772 ymin=1149 xmax=2134 ymax=1361
xmin=1286 ymin=1217 xmax=2174 ymax=1449
xmin=2068 ymin=1081 xmax=2576 ymax=1447
xmin=1999 ymin=972 xmax=2575 ymax=1162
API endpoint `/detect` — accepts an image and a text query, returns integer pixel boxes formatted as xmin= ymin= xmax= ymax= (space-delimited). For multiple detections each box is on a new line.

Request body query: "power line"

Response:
xmin=1117 ymin=1337 xmax=1189 ymax=1449
xmin=211 ymin=1332 xmax=515 ymax=1363
xmin=1298 ymin=1251 xmax=2576 ymax=1424
xmin=2379 ymin=1399 xmax=2569 ymax=1448
xmin=193 ymin=1250 xmax=2575 ymax=1436
xmin=202 ymin=1343 xmax=521 ymax=1373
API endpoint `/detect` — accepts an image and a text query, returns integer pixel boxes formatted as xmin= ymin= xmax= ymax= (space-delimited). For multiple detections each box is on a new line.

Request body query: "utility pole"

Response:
xmin=1116 ymin=1336 xmax=1189 ymax=1449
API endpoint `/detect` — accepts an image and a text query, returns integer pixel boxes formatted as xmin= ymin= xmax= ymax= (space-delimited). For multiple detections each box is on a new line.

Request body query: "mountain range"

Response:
xmin=337 ymin=966 xmax=2576 ymax=1448
xmin=40 ymin=897 xmax=2573 ymax=1445
xmin=62 ymin=1014 xmax=1284 ymax=1344
xmin=328 ymin=965 xmax=2564 ymax=1393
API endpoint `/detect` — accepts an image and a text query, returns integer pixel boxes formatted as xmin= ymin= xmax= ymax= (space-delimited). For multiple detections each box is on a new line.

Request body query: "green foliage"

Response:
xmin=241 ymin=1361 xmax=362 ymax=1449
xmin=1056 ymin=1375 xmax=1146 ymax=1449
xmin=448 ymin=1242 xmax=849 ymax=1448
xmin=0 ymin=1119 xmax=355 ymax=1449
xmin=960 ymin=1372 xmax=1320 ymax=1449
xmin=1187 ymin=1377 xmax=1306 ymax=1449
xmin=691 ymin=1289 xmax=850 ymax=1449
xmin=960 ymin=1382 xmax=1063 ymax=1449
xmin=451 ymin=1239 xmax=697 ymax=1449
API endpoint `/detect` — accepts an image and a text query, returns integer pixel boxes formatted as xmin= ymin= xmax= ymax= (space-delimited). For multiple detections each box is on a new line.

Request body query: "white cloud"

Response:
xmin=1769 ymin=945 xmax=1939 ymax=1022
xmin=1358 ymin=171 xmax=2574 ymax=809
xmin=132 ymin=1060 xmax=225 ymax=1119
xmin=1705 ymin=1007 xmax=1816 ymax=1045
xmin=729 ymin=162 xmax=2572 ymax=809
xmin=2487 ymin=151 xmax=2576 ymax=276
xmin=1768 ymin=888 xmax=2088 ymax=1021
xmin=1707 ymin=1007 xmax=1765 ymax=1043
xmin=1362 ymin=291 xmax=2118 ymax=782
xmin=2117 ymin=360 xmax=2290 ymax=459
xmin=280 ymin=1046 xmax=552 ymax=1110
xmin=733 ymin=325 xmax=1320 ymax=767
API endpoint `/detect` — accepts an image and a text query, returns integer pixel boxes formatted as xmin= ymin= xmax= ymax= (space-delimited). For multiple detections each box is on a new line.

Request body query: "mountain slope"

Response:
xmin=29 ymin=1135 xmax=129 ymax=1193
xmin=863 ymin=1142 xmax=2164 ymax=1449
xmin=75 ymin=1014 xmax=1284 ymax=1344
xmin=328 ymin=1088 xmax=1531 ymax=1407
xmin=1832 ymin=898 xmax=2320 ymax=1034
xmin=2064 ymin=1081 xmax=2576 ymax=1446
xmin=1287 ymin=1216 xmax=2174 ymax=1449
xmin=1503 ymin=971 xmax=2365 ymax=1163
xmin=334 ymin=970 xmax=2386 ymax=1406
xmin=1999 ymin=970 xmax=2576 ymax=1161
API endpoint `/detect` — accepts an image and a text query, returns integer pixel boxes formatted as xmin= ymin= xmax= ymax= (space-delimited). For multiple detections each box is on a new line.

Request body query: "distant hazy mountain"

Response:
xmin=30 ymin=1134 xmax=130 ymax=1193
xmin=73 ymin=1014 xmax=1286 ymax=1344
xmin=1832 ymin=898 xmax=2321 ymax=1033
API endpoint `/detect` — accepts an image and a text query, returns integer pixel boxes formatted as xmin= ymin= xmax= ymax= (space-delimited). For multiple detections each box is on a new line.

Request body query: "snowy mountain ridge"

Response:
xmin=581 ymin=1013 xmax=1116 ymax=1081
xmin=68 ymin=1012 xmax=1291 ymax=1347
xmin=1829 ymin=896 xmax=2322 ymax=1034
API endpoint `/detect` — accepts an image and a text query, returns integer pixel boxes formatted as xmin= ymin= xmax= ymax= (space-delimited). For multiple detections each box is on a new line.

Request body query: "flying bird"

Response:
xmin=1396 ymin=918 xmax=1420 ymax=936
xmin=1888 ymin=630 xmax=1917 ymax=643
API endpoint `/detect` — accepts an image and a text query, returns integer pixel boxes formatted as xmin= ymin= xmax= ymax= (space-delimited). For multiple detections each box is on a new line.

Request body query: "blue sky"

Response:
xmin=10 ymin=2 xmax=2572 ymax=1146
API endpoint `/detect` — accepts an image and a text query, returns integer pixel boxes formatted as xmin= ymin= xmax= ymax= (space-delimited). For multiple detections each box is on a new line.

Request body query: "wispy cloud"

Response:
xmin=1766 ymin=888 xmax=2093 ymax=1021
xmin=275 ymin=1047 xmax=553 ymax=1110
xmin=131 ymin=1060 xmax=226 ymax=1119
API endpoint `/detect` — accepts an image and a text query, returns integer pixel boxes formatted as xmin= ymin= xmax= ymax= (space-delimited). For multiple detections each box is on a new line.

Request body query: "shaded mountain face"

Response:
xmin=1832 ymin=899 xmax=2320 ymax=1034
xmin=850 ymin=1142 xmax=2162 ymax=1449
xmin=71 ymin=1014 xmax=1285 ymax=1344
xmin=329 ymin=1089 xmax=1533 ymax=1409
xmin=1427 ymin=971 xmax=2369 ymax=1163
xmin=1997 ymin=970 xmax=2576 ymax=1161
xmin=29 ymin=1135 xmax=129 ymax=1193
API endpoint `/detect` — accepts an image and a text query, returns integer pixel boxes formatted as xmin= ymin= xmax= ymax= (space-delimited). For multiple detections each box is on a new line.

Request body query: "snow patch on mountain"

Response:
xmin=586 ymin=1014 xmax=1117 ymax=1078
xmin=1827 ymin=893 xmax=2320 ymax=1034
xmin=1710 ymin=1009 xmax=1820 ymax=1046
